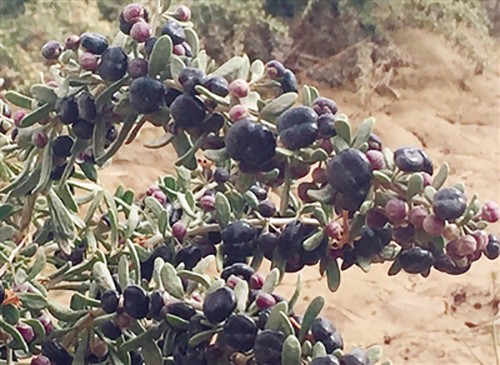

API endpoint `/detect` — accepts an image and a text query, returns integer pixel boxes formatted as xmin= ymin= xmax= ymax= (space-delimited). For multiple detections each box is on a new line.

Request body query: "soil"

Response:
xmin=90 ymin=28 xmax=500 ymax=363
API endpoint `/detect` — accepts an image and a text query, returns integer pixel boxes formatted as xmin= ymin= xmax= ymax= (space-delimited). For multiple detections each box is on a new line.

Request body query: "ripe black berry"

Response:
xmin=250 ymin=185 xmax=268 ymax=201
xmin=265 ymin=60 xmax=286 ymax=80
xmin=278 ymin=220 xmax=305 ymax=259
xmin=399 ymin=247 xmax=435 ymax=274
xmin=277 ymin=106 xmax=318 ymax=150
xmin=161 ymin=20 xmax=186 ymax=45
xmin=204 ymin=75 xmax=229 ymax=97
xmin=166 ymin=302 xmax=195 ymax=321
xmin=223 ymin=314 xmax=258 ymax=352
xmin=2 ymin=103 xmax=11 ymax=118
xmin=148 ymin=290 xmax=165 ymax=319
xmin=354 ymin=225 xmax=392 ymax=258
xmin=127 ymin=58 xmax=148 ymax=79
xmin=42 ymin=341 xmax=73 ymax=365
xmin=254 ymin=330 xmax=285 ymax=365
xmin=50 ymin=163 xmax=75 ymax=181
xmin=485 ymin=234 xmax=500 ymax=260
xmin=119 ymin=11 xmax=133 ymax=35
xmin=101 ymin=321 xmax=122 ymax=340
xmin=174 ymin=245 xmax=202 ymax=269
xmin=311 ymin=317 xmax=344 ymax=353
xmin=221 ymin=220 xmax=256 ymax=257
xmin=164 ymin=87 xmax=183 ymax=107
xmin=123 ymin=284 xmax=150 ymax=319
xmin=101 ymin=289 xmax=120 ymax=313
xmin=129 ymin=350 xmax=143 ymax=365
xmin=202 ymin=113 xmax=224 ymax=133
xmin=258 ymin=199 xmax=276 ymax=218
xmin=317 ymin=113 xmax=337 ymax=137
xmin=312 ymin=97 xmax=338 ymax=115
xmin=171 ymin=94 xmax=206 ymax=128
xmin=367 ymin=133 xmax=382 ymax=151
xmin=203 ymin=287 xmax=237 ymax=323
xmin=144 ymin=36 xmax=158 ymax=56
xmin=97 ymin=46 xmax=128 ymax=82
xmin=432 ymin=187 xmax=467 ymax=221
xmin=225 ymin=118 xmax=276 ymax=170
xmin=311 ymin=355 xmax=341 ymax=365
xmin=214 ymin=168 xmax=229 ymax=184
xmin=281 ymin=69 xmax=298 ymax=93
xmin=257 ymin=232 xmax=279 ymax=260
xmin=178 ymin=67 xmax=206 ymax=95
xmin=394 ymin=147 xmax=425 ymax=172
xmin=77 ymin=92 xmax=97 ymax=122
xmin=433 ymin=252 xmax=470 ymax=275
xmin=52 ymin=135 xmax=74 ymax=158
xmin=0 ymin=284 xmax=4 ymax=305
xmin=221 ymin=263 xmax=255 ymax=282
xmin=80 ymin=32 xmax=109 ymax=55
xmin=72 ymin=119 xmax=94 ymax=140
xmin=141 ymin=245 xmax=173 ymax=282
xmin=340 ymin=348 xmax=371 ymax=365
xmin=419 ymin=149 xmax=433 ymax=175
xmin=55 ymin=96 xmax=79 ymax=125
xmin=129 ymin=76 xmax=166 ymax=114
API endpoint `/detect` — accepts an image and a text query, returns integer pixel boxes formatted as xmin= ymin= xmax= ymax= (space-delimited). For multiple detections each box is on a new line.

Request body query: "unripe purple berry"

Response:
xmin=365 ymin=150 xmax=386 ymax=170
xmin=172 ymin=222 xmax=187 ymax=241
xmin=153 ymin=190 xmax=167 ymax=205
xmin=41 ymin=40 xmax=63 ymax=60
xmin=146 ymin=185 xmax=160 ymax=196
xmin=325 ymin=221 xmax=343 ymax=240
xmin=256 ymin=292 xmax=276 ymax=310
xmin=174 ymin=5 xmax=191 ymax=22
xmin=31 ymin=355 xmax=52 ymax=365
xmin=482 ymin=201 xmax=500 ymax=223
xmin=226 ymin=274 xmax=242 ymax=289
xmin=123 ymin=3 xmax=144 ymax=23
xmin=229 ymin=79 xmax=249 ymax=98
xmin=312 ymin=167 xmax=327 ymax=184
xmin=17 ymin=322 xmax=35 ymax=343
xmin=65 ymin=35 xmax=80 ymax=50
xmin=422 ymin=214 xmax=445 ymax=236
xmin=80 ymin=52 xmax=98 ymax=71
xmin=422 ymin=172 xmax=432 ymax=186
xmin=449 ymin=235 xmax=477 ymax=256
xmin=13 ymin=110 xmax=26 ymax=126
xmin=442 ymin=224 xmax=460 ymax=241
xmin=472 ymin=230 xmax=488 ymax=251
xmin=127 ymin=58 xmax=148 ymax=79
xmin=408 ymin=206 xmax=428 ymax=229
xmin=229 ymin=105 xmax=248 ymax=121
xmin=173 ymin=44 xmax=186 ymax=56
xmin=200 ymin=195 xmax=216 ymax=211
xmin=130 ymin=21 xmax=151 ymax=43
xmin=32 ymin=131 xmax=48 ymax=148
xmin=38 ymin=314 xmax=53 ymax=335
xmin=384 ymin=198 xmax=407 ymax=224
xmin=249 ymin=272 xmax=265 ymax=290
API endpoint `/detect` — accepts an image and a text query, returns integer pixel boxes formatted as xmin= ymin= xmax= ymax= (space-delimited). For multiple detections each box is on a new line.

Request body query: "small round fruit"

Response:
xmin=127 ymin=58 xmax=148 ymax=79
xmin=55 ymin=96 xmax=79 ymax=125
xmin=202 ymin=287 xmax=237 ymax=323
xmin=482 ymin=201 xmax=500 ymax=223
xmin=101 ymin=289 xmax=120 ymax=313
xmin=254 ymin=330 xmax=285 ymax=365
xmin=123 ymin=284 xmax=150 ymax=319
xmin=249 ymin=272 xmax=265 ymax=289
xmin=42 ymin=341 xmax=73 ymax=364
xmin=325 ymin=221 xmax=343 ymax=240
xmin=311 ymin=317 xmax=344 ymax=353
xmin=408 ymin=205 xmax=428 ymax=228
xmin=79 ymin=52 xmax=98 ymax=71
xmin=52 ymin=136 xmax=74 ymax=158
xmin=161 ymin=20 xmax=185 ymax=45
xmin=77 ymin=92 xmax=97 ymax=122
xmin=229 ymin=79 xmax=249 ymax=98
xmin=221 ymin=263 xmax=255 ymax=282
xmin=394 ymin=147 xmax=424 ymax=172
xmin=97 ymin=46 xmax=128 ymax=82
xmin=171 ymin=94 xmax=206 ymax=128
xmin=223 ymin=314 xmax=258 ymax=352
xmin=366 ymin=150 xmax=386 ymax=170
xmin=80 ymin=32 xmax=109 ymax=55
xmin=166 ymin=302 xmax=195 ymax=321
xmin=317 ymin=113 xmax=336 ymax=137
xmin=17 ymin=322 xmax=35 ymax=343
xmin=13 ymin=110 xmax=26 ymax=126
xmin=41 ymin=40 xmax=63 ymax=60
xmin=384 ymin=198 xmax=407 ymax=224
xmin=65 ymin=35 xmax=80 ymax=50
xmin=448 ymin=235 xmax=477 ymax=257
xmin=214 ymin=168 xmax=229 ymax=184
xmin=204 ymin=75 xmax=229 ymax=97
xmin=312 ymin=97 xmax=338 ymax=115
xmin=311 ymin=355 xmax=341 ymax=365
xmin=485 ymin=234 xmax=500 ymax=260
xmin=174 ymin=5 xmax=191 ymax=21
xmin=101 ymin=321 xmax=122 ymax=340
xmin=422 ymin=214 xmax=445 ymax=236
xmin=258 ymin=199 xmax=276 ymax=217
xmin=174 ymin=245 xmax=202 ymax=269
xmin=32 ymin=131 xmax=48 ymax=148
xmin=72 ymin=119 xmax=94 ymax=140
xmin=265 ymin=60 xmax=286 ymax=79
xmin=399 ymin=247 xmax=435 ymax=274
xmin=341 ymin=348 xmax=371 ymax=365
xmin=31 ymin=355 xmax=52 ymax=365
xmin=256 ymin=292 xmax=276 ymax=310
xmin=129 ymin=76 xmax=166 ymax=114
xmin=281 ymin=69 xmax=298 ymax=93
xmin=277 ymin=106 xmax=318 ymax=150
xmin=123 ymin=3 xmax=145 ymax=23
xmin=172 ymin=222 xmax=187 ymax=241
xmin=178 ymin=67 xmax=206 ymax=95
xmin=368 ymin=133 xmax=382 ymax=151
xmin=432 ymin=187 xmax=467 ymax=221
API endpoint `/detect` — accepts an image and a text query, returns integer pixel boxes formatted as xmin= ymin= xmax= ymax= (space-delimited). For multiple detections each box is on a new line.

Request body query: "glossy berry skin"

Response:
xmin=101 ymin=289 xmax=120 ymax=313
xmin=148 ymin=291 xmax=165 ymax=319
xmin=399 ymin=247 xmax=435 ymax=274
xmin=127 ymin=58 xmax=148 ymax=79
xmin=312 ymin=97 xmax=338 ymax=115
xmin=311 ymin=355 xmax=341 ymax=365
xmin=171 ymin=94 xmax=206 ymax=128
xmin=258 ymin=199 xmax=276 ymax=218
xmin=41 ymin=40 xmax=62 ymax=60
xmin=485 ymin=234 xmax=500 ymax=260
xmin=226 ymin=118 xmax=276 ymax=170
xmin=223 ymin=314 xmax=258 ymax=352
xmin=221 ymin=263 xmax=255 ymax=281
xmin=312 ymin=317 xmax=344 ymax=353
xmin=166 ymin=302 xmax=196 ymax=321
xmin=42 ymin=341 xmax=73 ymax=365
xmin=178 ymin=67 xmax=207 ymax=95
xmin=79 ymin=52 xmax=98 ymax=71
xmin=422 ymin=214 xmax=445 ymax=236
xmin=188 ymin=314 xmax=212 ymax=342
xmin=278 ymin=220 xmax=304 ymax=259
xmin=97 ymin=46 xmax=128 ymax=82
xmin=408 ymin=206 xmax=428 ymax=229
xmin=250 ymin=185 xmax=268 ymax=201
xmin=340 ymin=348 xmax=371 ymax=365
xmin=394 ymin=147 xmax=424 ymax=172
xmin=221 ymin=220 xmax=256 ymax=257
xmin=72 ymin=119 xmax=94 ymax=140
xmin=164 ymin=87 xmax=183 ymax=107
xmin=250 ymin=272 xmax=265 ymax=289
xmin=123 ymin=284 xmax=150 ymax=319
xmin=129 ymin=76 xmax=166 ymax=115
xmin=52 ymin=136 xmax=74 ymax=158
xmin=482 ymin=201 xmax=500 ymax=223
xmin=55 ymin=96 xmax=79 ymax=124
xmin=31 ymin=355 xmax=52 ymax=365
xmin=277 ymin=106 xmax=318 ymax=150
xmin=161 ymin=20 xmax=185 ymax=45
xmin=101 ymin=321 xmax=122 ymax=340
xmin=265 ymin=60 xmax=286 ymax=79
xmin=214 ymin=168 xmax=229 ymax=184
xmin=204 ymin=75 xmax=229 ymax=97
xmin=367 ymin=133 xmax=382 ymax=151
xmin=384 ymin=198 xmax=407 ymax=224
xmin=366 ymin=150 xmax=386 ymax=170
xmin=419 ymin=149 xmax=434 ymax=175
xmin=256 ymin=292 xmax=276 ymax=310
xmin=317 ymin=113 xmax=336 ymax=137
xmin=171 ymin=221 xmax=187 ymax=241
xmin=229 ymin=104 xmax=248 ymax=121
xmin=77 ymin=92 xmax=97 ymax=122
xmin=229 ymin=79 xmax=249 ymax=98
xmin=254 ymin=330 xmax=285 ymax=365
xmin=203 ymin=287 xmax=237 ymax=323
xmin=432 ymin=187 xmax=467 ymax=221
xmin=281 ymin=69 xmax=298 ymax=93
xmin=80 ymin=32 xmax=109 ymax=55
xmin=17 ymin=322 xmax=35 ymax=343
xmin=130 ymin=21 xmax=151 ymax=43
xmin=174 ymin=245 xmax=202 ymax=269
xmin=174 ymin=5 xmax=191 ymax=21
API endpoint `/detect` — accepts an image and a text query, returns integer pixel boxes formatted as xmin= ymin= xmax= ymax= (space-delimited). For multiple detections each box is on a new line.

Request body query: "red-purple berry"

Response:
xmin=365 ymin=209 xmax=389 ymax=229
xmin=482 ymin=201 xmax=500 ymax=223
xmin=325 ymin=221 xmax=343 ymax=240
xmin=174 ymin=5 xmax=191 ymax=22
xmin=422 ymin=214 xmax=445 ymax=236
xmin=173 ymin=44 xmax=186 ymax=56
xmin=172 ymin=222 xmax=187 ymax=241
xmin=31 ymin=355 xmax=51 ymax=365
xmin=422 ymin=172 xmax=432 ymax=186
xmin=448 ymin=235 xmax=477 ymax=256
xmin=229 ymin=79 xmax=249 ymax=98
xmin=123 ymin=3 xmax=144 ymax=23
xmin=41 ymin=40 xmax=63 ymax=60
xmin=257 ymin=200 xmax=276 ymax=218
xmin=408 ymin=206 xmax=428 ymax=229
xmin=226 ymin=274 xmax=242 ymax=289
xmin=365 ymin=150 xmax=386 ymax=170
xmin=79 ymin=52 xmax=98 ymax=71
xmin=472 ymin=230 xmax=488 ymax=251
xmin=153 ymin=190 xmax=167 ymax=205
xmin=38 ymin=314 xmax=52 ymax=335
xmin=229 ymin=105 xmax=248 ymax=121
xmin=65 ymin=35 xmax=80 ymax=50
xmin=130 ymin=21 xmax=151 ymax=43
xmin=250 ymin=272 xmax=265 ymax=290
xmin=32 ymin=131 xmax=48 ymax=148
xmin=319 ymin=139 xmax=334 ymax=154
xmin=13 ymin=110 xmax=26 ymax=126
xmin=146 ymin=185 xmax=160 ymax=196
xmin=127 ymin=58 xmax=148 ymax=79
xmin=312 ymin=167 xmax=327 ymax=184
xmin=200 ymin=195 xmax=216 ymax=211
xmin=384 ymin=198 xmax=407 ymax=224
xmin=312 ymin=97 xmax=338 ymax=115
xmin=256 ymin=292 xmax=276 ymax=310
xmin=17 ymin=322 xmax=35 ymax=343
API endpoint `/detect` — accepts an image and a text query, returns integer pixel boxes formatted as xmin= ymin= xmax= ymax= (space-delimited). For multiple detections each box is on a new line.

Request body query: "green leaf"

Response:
xmin=301 ymin=340 xmax=313 ymax=357
xmin=250 ymin=59 xmax=265 ymax=83
xmin=175 ymin=134 xmax=204 ymax=168
xmin=80 ymin=162 xmax=98 ymax=182
xmin=30 ymin=84 xmax=57 ymax=104
xmin=126 ymin=240 xmax=141 ymax=284
xmin=0 ymin=319 xmax=28 ymax=352
xmin=119 ymin=255 xmax=130 ymax=292
xmin=299 ymin=296 xmax=324 ymax=341
xmin=161 ymin=262 xmax=184 ymax=299
xmin=348 ymin=212 xmax=365 ymax=242
xmin=195 ymin=85 xmax=230 ymax=106
xmin=166 ymin=314 xmax=189 ymax=330
xmin=184 ymin=28 xmax=199 ymax=58
xmin=142 ymin=339 xmax=163 ymax=365
xmin=388 ymin=258 xmax=402 ymax=276
xmin=215 ymin=192 xmax=230 ymax=227
xmin=170 ymin=55 xmax=185 ymax=81
xmin=242 ymin=190 xmax=259 ymax=209
xmin=301 ymin=85 xmax=311 ymax=106
xmin=356 ymin=256 xmax=371 ymax=272
xmin=382 ymin=147 xmax=394 ymax=170
xmin=23 ymin=319 xmax=45 ymax=345
xmin=212 ymin=56 xmax=245 ymax=79
xmin=282 ymin=335 xmax=301 ymax=365
xmin=262 ymin=268 xmax=280 ymax=294
xmin=144 ymin=196 xmax=164 ymax=218
xmin=149 ymin=35 xmax=173 ymax=77
xmin=260 ymin=92 xmax=298 ymax=122
xmin=20 ymin=103 xmax=53 ymax=128
xmin=189 ymin=329 xmax=217 ymax=347
xmin=287 ymin=274 xmax=302 ymax=313
xmin=47 ymin=188 xmax=76 ymax=243
xmin=125 ymin=206 xmax=140 ymax=239
xmin=193 ymin=50 xmax=208 ymax=73
xmin=93 ymin=261 xmax=116 ymax=290
xmin=303 ymin=229 xmax=325 ymax=251
xmin=432 ymin=162 xmax=449 ymax=190
xmin=144 ymin=131 xmax=174 ymax=149
xmin=307 ymin=184 xmax=334 ymax=203
xmin=373 ymin=170 xmax=392 ymax=184
xmin=95 ymin=76 xmax=130 ymax=113
xmin=334 ymin=115 xmax=350 ymax=144
xmin=265 ymin=301 xmax=288 ymax=331
xmin=309 ymin=86 xmax=320 ymax=101
xmin=32 ymin=140 xmax=53 ymax=193
xmin=172 ymin=131 xmax=197 ymax=170
xmin=1 ymin=304 xmax=20 ymax=325
xmin=352 ymin=117 xmax=375 ymax=149
xmin=25 ymin=248 xmax=46 ymax=281
xmin=16 ymin=293 xmax=48 ymax=310
xmin=177 ymin=270 xmax=210 ymax=289
xmin=423 ymin=185 xmax=437 ymax=203
xmin=58 ymin=182 xmax=78 ymax=213
xmin=312 ymin=341 xmax=327 ymax=358
xmin=234 ymin=279 xmax=249 ymax=313
xmin=4 ymin=91 xmax=34 ymax=109
xmin=0 ymin=205 xmax=13 ymax=221
xmin=175 ymin=166 xmax=191 ymax=192
xmin=406 ymin=173 xmax=424 ymax=201
xmin=366 ymin=345 xmax=383 ymax=363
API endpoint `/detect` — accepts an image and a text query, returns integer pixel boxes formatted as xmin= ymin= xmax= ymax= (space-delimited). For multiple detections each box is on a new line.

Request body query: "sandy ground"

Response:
xmin=96 ymin=29 xmax=500 ymax=364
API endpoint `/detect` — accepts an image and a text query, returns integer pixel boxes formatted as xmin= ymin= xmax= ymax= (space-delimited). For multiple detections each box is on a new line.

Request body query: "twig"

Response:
xmin=0 ymin=236 xmax=28 ymax=279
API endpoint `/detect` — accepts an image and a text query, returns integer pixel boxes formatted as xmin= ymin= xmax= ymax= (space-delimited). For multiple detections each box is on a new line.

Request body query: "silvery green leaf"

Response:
xmin=144 ymin=131 xmax=174 ymax=149
xmin=366 ymin=345 xmax=383 ymax=363
xmin=312 ymin=341 xmax=327 ymax=358
xmin=282 ymin=335 xmax=301 ymax=365
xmin=356 ymin=256 xmax=371 ymax=272
xmin=332 ymin=135 xmax=350 ymax=153
xmin=237 ymin=54 xmax=251 ymax=81
xmin=194 ymin=255 xmax=214 ymax=274
xmin=250 ymin=59 xmax=265 ymax=83
xmin=119 ymin=255 xmax=130 ymax=291
xmin=309 ymin=86 xmax=320 ymax=101
xmin=264 ymin=301 xmax=288 ymax=331
xmin=312 ymin=207 xmax=328 ymax=226
xmin=302 ymin=340 xmax=313 ymax=357
xmin=20 ymin=103 xmax=53 ymax=128
xmin=193 ymin=50 xmax=208 ymax=73
xmin=424 ymin=185 xmax=437 ymax=203
xmin=0 ymin=205 xmax=13 ymax=221
xmin=95 ymin=76 xmax=130 ymax=113
xmin=1 ymin=304 xmax=19 ymax=325
xmin=175 ymin=134 xmax=204 ymax=168
xmin=432 ymin=162 xmax=449 ymax=190
xmin=332 ymin=348 xmax=344 ymax=358
xmin=59 ymin=182 xmax=78 ymax=213
xmin=212 ymin=56 xmax=245 ymax=79
xmin=95 ymin=113 xmax=138 ymax=166
xmin=299 ymin=296 xmax=324 ymax=341
xmin=406 ymin=173 xmax=424 ymax=201
xmin=30 ymin=84 xmax=57 ymax=104
xmin=287 ymin=274 xmax=302 ymax=313
xmin=454 ymin=181 xmax=466 ymax=193
xmin=177 ymin=270 xmax=210 ymax=289
xmin=145 ymin=196 xmax=164 ymax=218
xmin=0 ymin=319 xmax=28 ymax=352
xmin=184 ymin=28 xmax=199 ymax=58
xmin=4 ymin=91 xmax=34 ymax=109
xmin=307 ymin=184 xmax=334 ymax=203
xmin=234 ymin=279 xmax=249 ymax=313
xmin=32 ymin=141 xmax=52 ymax=193
xmin=195 ymin=85 xmax=230 ymax=106
xmin=125 ymin=206 xmax=140 ymax=238
xmin=161 ymin=262 xmax=184 ymax=299
xmin=242 ymin=190 xmax=259 ymax=209
xmin=309 ymin=148 xmax=329 ymax=162
xmin=381 ymin=361 xmax=392 ymax=365
xmin=240 ymin=91 xmax=260 ymax=111
xmin=25 ymin=248 xmax=46 ymax=282
xmin=348 ymin=212 xmax=365 ymax=242
xmin=227 ymin=190 xmax=245 ymax=215
xmin=303 ymin=229 xmax=325 ymax=251
xmin=172 ymin=131 xmax=197 ymax=170
xmin=126 ymin=240 xmax=141 ymax=284
xmin=23 ymin=319 xmax=45 ymax=345
xmin=153 ymin=257 xmax=165 ymax=290
xmin=175 ymin=165 xmax=191 ymax=192
xmin=13 ymin=166 xmax=40 ymax=197
xmin=262 ymin=268 xmax=280 ymax=294
xmin=189 ymin=329 xmax=217 ymax=347
xmin=16 ymin=293 xmax=48 ymax=311
xmin=215 ymin=192 xmax=230 ymax=227
xmin=158 ymin=210 xmax=169 ymax=236
xmin=301 ymin=85 xmax=311 ymax=106
xmin=352 ymin=117 xmax=375 ymax=149
xmin=334 ymin=114 xmax=350 ymax=144
xmin=178 ymin=193 xmax=196 ymax=218
xmin=260 ymin=92 xmax=298 ymax=122
xmin=373 ymin=170 xmax=392 ymax=184
xmin=170 ymin=55 xmax=185 ymax=81
xmin=84 ymin=189 xmax=104 ymax=224
xmin=93 ymin=261 xmax=116 ymax=290
xmin=47 ymin=188 xmax=75 ymax=243
xmin=382 ymin=147 xmax=394 ymax=170
xmin=207 ymin=278 xmax=225 ymax=295
xmin=80 ymin=162 xmax=98 ymax=182
xmin=149 ymin=35 xmax=173 ymax=78
xmin=142 ymin=339 xmax=163 ymax=365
